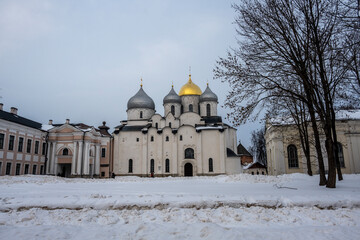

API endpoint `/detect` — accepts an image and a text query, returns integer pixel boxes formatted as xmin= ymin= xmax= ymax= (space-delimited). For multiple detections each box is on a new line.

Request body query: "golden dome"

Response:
xmin=179 ymin=75 xmax=202 ymax=96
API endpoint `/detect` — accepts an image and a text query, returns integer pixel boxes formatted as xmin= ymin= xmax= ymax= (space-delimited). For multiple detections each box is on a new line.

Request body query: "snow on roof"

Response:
xmin=269 ymin=109 xmax=360 ymax=125
xmin=195 ymin=126 xmax=223 ymax=130
xmin=41 ymin=124 xmax=54 ymax=131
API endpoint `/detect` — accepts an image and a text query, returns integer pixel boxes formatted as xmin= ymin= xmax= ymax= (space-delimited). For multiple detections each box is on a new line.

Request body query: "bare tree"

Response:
xmin=249 ymin=127 xmax=267 ymax=166
xmin=214 ymin=0 xmax=355 ymax=187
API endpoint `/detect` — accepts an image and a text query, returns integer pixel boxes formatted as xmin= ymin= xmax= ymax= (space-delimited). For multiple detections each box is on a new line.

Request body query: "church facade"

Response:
xmin=112 ymin=75 xmax=241 ymax=177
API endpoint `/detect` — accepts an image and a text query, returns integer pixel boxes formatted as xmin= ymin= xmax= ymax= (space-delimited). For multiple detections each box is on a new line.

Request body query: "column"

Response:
xmin=46 ymin=142 xmax=52 ymax=174
xmin=77 ymin=141 xmax=83 ymax=174
xmin=71 ymin=142 xmax=77 ymax=175
xmin=51 ymin=143 xmax=57 ymax=175
xmin=84 ymin=142 xmax=90 ymax=175
xmin=95 ymin=145 xmax=100 ymax=175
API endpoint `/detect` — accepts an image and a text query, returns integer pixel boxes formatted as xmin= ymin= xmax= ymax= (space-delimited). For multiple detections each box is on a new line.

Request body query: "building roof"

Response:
xmin=163 ymin=86 xmax=181 ymax=104
xmin=243 ymin=162 xmax=267 ymax=170
xmin=226 ymin=148 xmax=238 ymax=157
xmin=237 ymin=143 xmax=252 ymax=156
xmin=127 ymin=87 xmax=155 ymax=110
xmin=0 ymin=110 xmax=42 ymax=130
xmin=179 ymin=75 xmax=202 ymax=96
xmin=200 ymin=85 xmax=218 ymax=102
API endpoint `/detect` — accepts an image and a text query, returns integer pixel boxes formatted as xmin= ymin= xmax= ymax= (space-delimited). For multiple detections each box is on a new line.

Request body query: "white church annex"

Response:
xmin=113 ymin=75 xmax=241 ymax=177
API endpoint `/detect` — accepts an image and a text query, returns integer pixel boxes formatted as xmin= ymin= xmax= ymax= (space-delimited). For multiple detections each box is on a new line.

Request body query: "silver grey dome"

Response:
xmin=163 ymin=87 xmax=181 ymax=104
xmin=200 ymin=85 xmax=218 ymax=102
xmin=127 ymin=87 xmax=155 ymax=110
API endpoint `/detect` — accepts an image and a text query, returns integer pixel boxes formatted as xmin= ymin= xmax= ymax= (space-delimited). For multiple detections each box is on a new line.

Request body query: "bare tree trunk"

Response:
xmin=331 ymin=108 xmax=343 ymax=180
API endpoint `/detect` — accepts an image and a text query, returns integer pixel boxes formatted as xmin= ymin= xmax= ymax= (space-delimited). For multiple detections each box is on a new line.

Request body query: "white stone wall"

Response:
xmin=164 ymin=103 xmax=181 ymax=118
xmin=199 ymin=101 xmax=217 ymax=117
xmin=127 ymin=108 xmax=155 ymax=120
xmin=181 ymin=95 xmax=200 ymax=114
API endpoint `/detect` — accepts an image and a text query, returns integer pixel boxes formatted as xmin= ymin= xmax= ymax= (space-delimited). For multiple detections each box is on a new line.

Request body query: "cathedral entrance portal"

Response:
xmin=184 ymin=163 xmax=193 ymax=177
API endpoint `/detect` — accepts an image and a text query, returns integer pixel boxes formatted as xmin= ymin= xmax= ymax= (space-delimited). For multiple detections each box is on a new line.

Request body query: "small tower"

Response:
xmin=127 ymin=81 xmax=155 ymax=120
xmin=199 ymin=84 xmax=218 ymax=117
xmin=163 ymin=85 xmax=181 ymax=118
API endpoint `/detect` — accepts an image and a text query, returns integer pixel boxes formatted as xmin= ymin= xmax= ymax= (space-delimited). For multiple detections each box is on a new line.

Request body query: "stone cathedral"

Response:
xmin=113 ymin=75 xmax=241 ymax=177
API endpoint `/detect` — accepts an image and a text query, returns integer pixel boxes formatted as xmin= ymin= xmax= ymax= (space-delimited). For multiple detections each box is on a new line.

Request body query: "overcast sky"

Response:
xmin=0 ymin=0 xmax=262 ymax=148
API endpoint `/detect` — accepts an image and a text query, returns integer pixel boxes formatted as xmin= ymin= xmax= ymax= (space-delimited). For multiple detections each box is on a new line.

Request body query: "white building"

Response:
xmin=113 ymin=75 xmax=241 ymax=177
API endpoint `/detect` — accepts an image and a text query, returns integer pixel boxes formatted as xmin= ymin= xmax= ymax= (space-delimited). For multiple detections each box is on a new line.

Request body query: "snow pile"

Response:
xmin=1 ymin=174 xmax=360 ymax=239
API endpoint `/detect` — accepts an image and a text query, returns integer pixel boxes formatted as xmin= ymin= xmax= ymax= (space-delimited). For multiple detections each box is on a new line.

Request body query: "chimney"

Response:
xmin=10 ymin=107 xmax=18 ymax=115
xmin=48 ymin=119 xmax=53 ymax=125
xmin=0 ymin=103 xmax=3 ymax=111
xmin=66 ymin=119 xmax=70 ymax=124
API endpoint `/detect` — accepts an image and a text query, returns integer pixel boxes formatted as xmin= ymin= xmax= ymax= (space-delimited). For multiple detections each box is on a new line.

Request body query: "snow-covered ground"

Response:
xmin=1 ymin=174 xmax=360 ymax=239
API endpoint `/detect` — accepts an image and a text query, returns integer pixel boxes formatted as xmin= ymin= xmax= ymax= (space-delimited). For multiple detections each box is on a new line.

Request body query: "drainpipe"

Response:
xmin=81 ymin=131 xmax=85 ymax=178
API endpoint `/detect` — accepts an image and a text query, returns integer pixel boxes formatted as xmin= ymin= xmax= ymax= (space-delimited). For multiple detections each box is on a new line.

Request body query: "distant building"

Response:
xmin=0 ymin=104 xmax=46 ymax=176
xmin=243 ymin=162 xmax=267 ymax=175
xmin=265 ymin=110 xmax=360 ymax=175
xmin=45 ymin=120 xmax=112 ymax=178
xmin=237 ymin=143 xmax=253 ymax=165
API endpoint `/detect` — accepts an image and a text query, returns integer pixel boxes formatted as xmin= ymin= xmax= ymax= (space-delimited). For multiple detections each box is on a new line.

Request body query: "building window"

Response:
xmin=24 ymin=164 xmax=29 ymax=174
xmin=18 ymin=137 xmax=24 ymax=152
xmin=62 ymin=148 xmax=69 ymax=156
xmin=136 ymin=138 xmax=139 ymax=142
xmin=128 ymin=159 xmax=133 ymax=173
xmin=166 ymin=136 xmax=169 ymax=142
xmin=171 ymin=105 xmax=175 ymax=115
xmin=6 ymin=163 xmax=11 ymax=175
xmin=189 ymin=104 xmax=193 ymax=112
xmin=27 ymin=139 xmax=32 ymax=153
xmin=8 ymin=135 xmax=15 ymax=151
xmin=35 ymin=141 xmax=39 ymax=154
xmin=185 ymin=148 xmax=194 ymax=159
xmin=287 ymin=145 xmax=299 ymax=168
xmin=101 ymin=148 xmax=106 ymax=158
xmin=165 ymin=159 xmax=170 ymax=173
xmin=151 ymin=136 xmax=154 ymax=142
xmin=101 ymin=172 xmax=105 ymax=177
xmin=0 ymin=162 xmax=2 ymax=174
xmin=40 ymin=165 xmax=44 ymax=175
xmin=0 ymin=133 xmax=4 ymax=149
xmin=32 ymin=165 xmax=37 ymax=175
xmin=42 ymin=142 xmax=46 ymax=155
xmin=169 ymin=122 xmax=172 ymax=128
xmin=206 ymin=104 xmax=211 ymax=117
xmin=155 ymin=123 xmax=158 ymax=129
xmin=336 ymin=142 xmax=345 ymax=168
xmin=209 ymin=158 xmax=213 ymax=172
xmin=140 ymin=111 xmax=143 ymax=119
xmin=181 ymin=105 xmax=184 ymax=114
xmin=180 ymin=135 xmax=183 ymax=141
xmin=150 ymin=159 xmax=154 ymax=173
xmin=16 ymin=163 xmax=21 ymax=175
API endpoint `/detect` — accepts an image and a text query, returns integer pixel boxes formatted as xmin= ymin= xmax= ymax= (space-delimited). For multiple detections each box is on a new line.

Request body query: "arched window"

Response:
xmin=165 ymin=136 xmax=169 ymax=142
xmin=150 ymin=159 xmax=154 ymax=173
xmin=209 ymin=158 xmax=213 ymax=172
xmin=151 ymin=136 xmax=154 ymax=142
xmin=128 ymin=159 xmax=133 ymax=173
xmin=336 ymin=142 xmax=345 ymax=168
xmin=206 ymin=104 xmax=211 ymax=117
xmin=155 ymin=123 xmax=158 ymax=129
xmin=181 ymin=105 xmax=184 ymax=114
xmin=185 ymin=148 xmax=194 ymax=159
xmin=62 ymin=148 xmax=69 ymax=156
xmin=189 ymin=104 xmax=193 ymax=112
xmin=169 ymin=122 xmax=172 ymax=128
xmin=287 ymin=145 xmax=299 ymax=168
xmin=140 ymin=111 xmax=143 ymax=119
xmin=165 ymin=159 xmax=170 ymax=173
xmin=180 ymin=135 xmax=183 ymax=141
xmin=171 ymin=105 xmax=175 ymax=115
